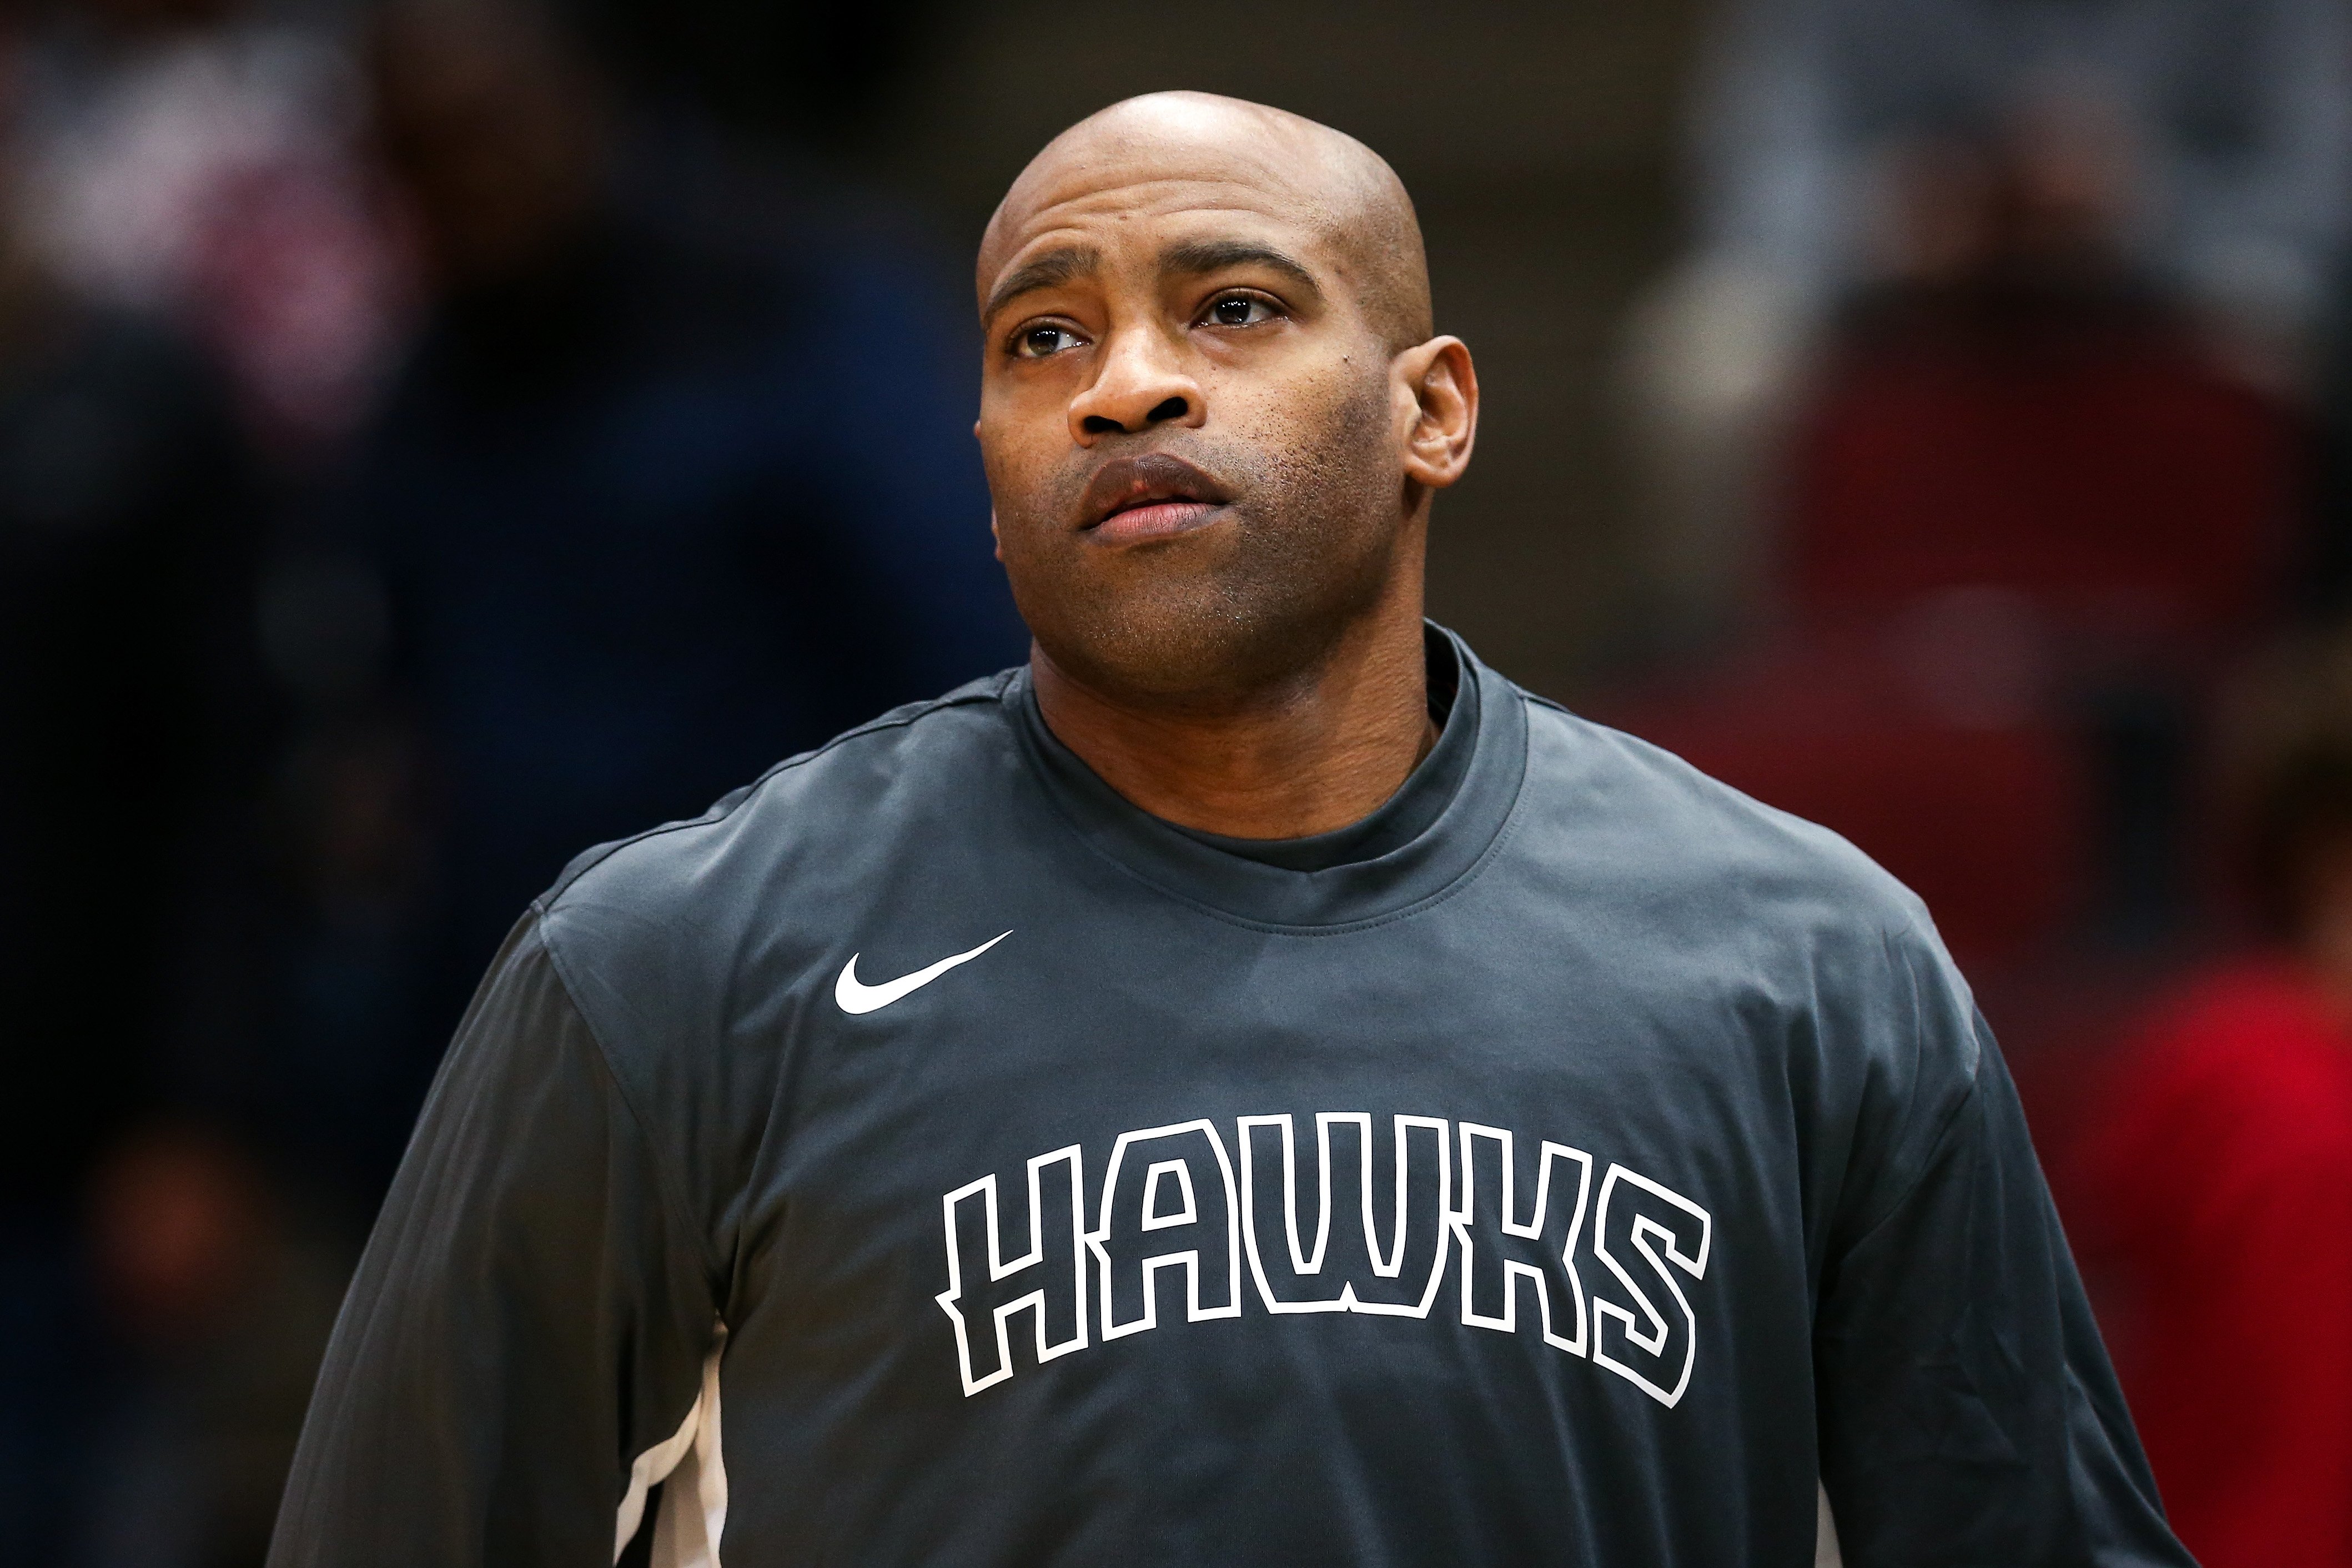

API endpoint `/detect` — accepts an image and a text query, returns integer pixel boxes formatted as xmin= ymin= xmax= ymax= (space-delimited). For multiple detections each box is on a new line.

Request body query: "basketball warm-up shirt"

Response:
xmin=269 ymin=629 xmax=2192 ymax=1567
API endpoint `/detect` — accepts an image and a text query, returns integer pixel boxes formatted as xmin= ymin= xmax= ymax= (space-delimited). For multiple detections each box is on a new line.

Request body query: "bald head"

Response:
xmin=972 ymin=90 xmax=1476 ymax=728
xmin=981 ymin=92 xmax=1432 ymax=353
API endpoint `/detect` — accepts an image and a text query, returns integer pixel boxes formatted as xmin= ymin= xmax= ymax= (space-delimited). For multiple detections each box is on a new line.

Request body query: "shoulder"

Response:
xmin=1510 ymin=687 xmax=1938 ymax=952
xmin=530 ymin=672 xmax=1021 ymax=1024
xmin=515 ymin=672 xmax=1026 ymax=1244
xmin=1507 ymin=686 xmax=1989 ymax=1158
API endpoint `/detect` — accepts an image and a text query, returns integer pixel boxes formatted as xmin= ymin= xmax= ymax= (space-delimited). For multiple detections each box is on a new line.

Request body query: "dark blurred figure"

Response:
xmin=567 ymin=0 xmax=943 ymax=154
xmin=74 ymin=1125 xmax=346 ymax=1568
xmin=2072 ymin=638 xmax=2352 ymax=1567
xmin=0 ymin=140 xmax=253 ymax=1232
xmin=0 ymin=14 xmax=309 ymax=1561
xmin=324 ymin=0 xmax=1023 ymax=1190
xmin=0 ymin=252 xmax=257 ymax=1568
xmin=0 ymin=0 xmax=423 ymax=1227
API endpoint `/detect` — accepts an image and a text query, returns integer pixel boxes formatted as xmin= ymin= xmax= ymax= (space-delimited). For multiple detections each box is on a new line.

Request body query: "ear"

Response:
xmin=1394 ymin=336 xmax=1477 ymax=490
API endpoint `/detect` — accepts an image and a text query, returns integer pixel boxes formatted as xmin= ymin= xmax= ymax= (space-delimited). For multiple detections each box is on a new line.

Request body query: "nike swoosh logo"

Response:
xmin=835 ymin=931 xmax=1012 ymax=1015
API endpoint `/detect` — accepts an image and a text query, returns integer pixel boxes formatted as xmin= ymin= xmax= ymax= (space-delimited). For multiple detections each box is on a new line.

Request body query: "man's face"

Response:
xmin=976 ymin=143 xmax=1415 ymax=702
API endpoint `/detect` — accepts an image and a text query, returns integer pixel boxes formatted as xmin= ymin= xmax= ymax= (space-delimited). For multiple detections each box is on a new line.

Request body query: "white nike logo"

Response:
xmin=835 ymin=931 xmax=1012 ymax=1015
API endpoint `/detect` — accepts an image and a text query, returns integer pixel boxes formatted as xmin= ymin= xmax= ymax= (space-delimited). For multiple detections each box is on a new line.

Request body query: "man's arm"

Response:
xmin=1813 ymin=944 xmax=2193 ymax=1567
xmin=268 ymin=916 xmax=721 ymax=1567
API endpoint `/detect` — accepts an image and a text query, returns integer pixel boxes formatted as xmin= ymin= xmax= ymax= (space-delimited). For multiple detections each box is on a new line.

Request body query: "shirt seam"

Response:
xmin=543 ymin=671 xmax=1017 ymax=903
xmin=1835 ymin=922 xmax=1990 ymax=1253
xmin=1830 ymin=1071 xmax=1988 ymax=1269
xmin=531 ymin=913 xmax=736 ymax=1299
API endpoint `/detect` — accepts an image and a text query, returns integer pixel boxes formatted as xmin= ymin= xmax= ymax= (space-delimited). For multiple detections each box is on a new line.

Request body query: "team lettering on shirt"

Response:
xmin=937 ymin=1115 xmax=1712 ymax=1408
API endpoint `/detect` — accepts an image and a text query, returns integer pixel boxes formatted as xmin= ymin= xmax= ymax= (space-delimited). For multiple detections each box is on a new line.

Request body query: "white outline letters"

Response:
xmin=1591 ymin=1165 xmax=1713 ymax=1408
xmin=1087 ymin=1121 xmax=1244 ymax=1341
xmin=936 ymin=1145 xmax=1089 ymax=1398
xmin=941 ymin=1116 xmax=1713 ymax=1409
xmin=1450 ymin=1123 xmax=1594 ymax=1355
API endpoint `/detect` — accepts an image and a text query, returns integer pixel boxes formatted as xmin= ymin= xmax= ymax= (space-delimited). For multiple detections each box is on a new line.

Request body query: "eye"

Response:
xmin=1202 ymin=292 xmax=1278 ymax=329
xmin=1011 ymin=322 xmax=1085 ymax=359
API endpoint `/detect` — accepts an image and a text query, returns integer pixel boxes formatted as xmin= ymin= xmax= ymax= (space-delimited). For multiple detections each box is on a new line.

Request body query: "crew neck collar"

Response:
xmin=1008 ymin=624 xmax=1527 ymax=931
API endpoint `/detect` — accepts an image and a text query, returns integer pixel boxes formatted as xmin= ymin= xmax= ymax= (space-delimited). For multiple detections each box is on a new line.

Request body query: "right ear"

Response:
xmin=1395 ymin=335 xmax=1479 ymax=490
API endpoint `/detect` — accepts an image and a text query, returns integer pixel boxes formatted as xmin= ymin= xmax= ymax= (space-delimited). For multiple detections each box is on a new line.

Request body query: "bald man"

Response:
xmin=270 ymin=94 xmax=2190 ymax=1568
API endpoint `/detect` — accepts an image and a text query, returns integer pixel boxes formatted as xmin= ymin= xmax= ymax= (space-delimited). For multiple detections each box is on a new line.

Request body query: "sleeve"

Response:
xmin=267 ymin=916 xmax=722 ymax=1568
xmin=1813 ymin=943 xmax=2194 ymax=1567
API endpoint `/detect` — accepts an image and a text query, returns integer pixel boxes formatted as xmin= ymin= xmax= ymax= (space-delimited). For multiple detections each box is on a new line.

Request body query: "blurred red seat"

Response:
xmin=1599 ymin=303 xmax=2290 ymax=960
xmin=1783 ymin=305 xmax=2291 ymax=647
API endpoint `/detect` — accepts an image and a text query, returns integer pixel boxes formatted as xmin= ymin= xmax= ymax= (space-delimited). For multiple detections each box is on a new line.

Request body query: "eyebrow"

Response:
xmin=983 ymin=245 xmax=1101 ymax=323
xmin=1158 ymin=238 xmax=1323 ymax=302
xmin=983 ymin=237 xmax=1328 ymax=326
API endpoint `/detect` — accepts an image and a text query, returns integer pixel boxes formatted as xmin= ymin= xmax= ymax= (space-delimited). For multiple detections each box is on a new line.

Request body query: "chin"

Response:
xmin=1006 ymin=475 xmax=1407 ymax=705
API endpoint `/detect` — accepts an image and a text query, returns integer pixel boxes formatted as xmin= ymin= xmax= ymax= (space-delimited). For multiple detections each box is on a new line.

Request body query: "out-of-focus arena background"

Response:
xmin=4 ymin=1 xmax=2351 ymax=1562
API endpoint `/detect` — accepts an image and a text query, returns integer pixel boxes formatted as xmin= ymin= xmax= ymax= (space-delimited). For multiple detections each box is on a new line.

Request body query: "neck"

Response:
xmin=1031 ymin=591 xmax=1436 ymax=841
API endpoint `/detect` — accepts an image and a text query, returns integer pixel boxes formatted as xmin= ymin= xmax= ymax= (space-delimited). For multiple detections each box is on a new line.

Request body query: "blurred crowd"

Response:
xmin=0 ymin=0 xmax=1017 ymax=1560
xmin=0 ymin=0 xmax=2349 ymax=1562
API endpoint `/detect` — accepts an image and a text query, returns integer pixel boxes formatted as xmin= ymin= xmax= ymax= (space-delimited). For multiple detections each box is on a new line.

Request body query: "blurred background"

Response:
xmin=2 ymin=0 xmax=2349 ymax=1562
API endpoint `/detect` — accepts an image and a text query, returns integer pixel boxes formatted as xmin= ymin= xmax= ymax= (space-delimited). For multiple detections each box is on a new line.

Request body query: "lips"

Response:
xmin=1077 ymin=452 xmax=1232 ymax=544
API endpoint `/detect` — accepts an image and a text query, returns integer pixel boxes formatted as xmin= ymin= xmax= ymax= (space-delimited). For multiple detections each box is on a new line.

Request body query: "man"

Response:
xmin=269 ymin=93 xmax=2190 ymax=1566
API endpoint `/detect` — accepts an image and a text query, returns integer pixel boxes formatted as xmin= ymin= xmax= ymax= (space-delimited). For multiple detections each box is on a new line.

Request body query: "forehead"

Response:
xmin=981 ymin=136 xmax=1353 ymax=294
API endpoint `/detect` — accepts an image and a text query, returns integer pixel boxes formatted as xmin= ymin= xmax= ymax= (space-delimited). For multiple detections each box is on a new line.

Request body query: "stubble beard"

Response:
xmin=1003 ymin=374 xmax=1409 ymax=713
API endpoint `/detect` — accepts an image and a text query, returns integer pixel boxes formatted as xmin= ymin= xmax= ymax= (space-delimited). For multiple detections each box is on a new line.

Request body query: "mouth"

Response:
xmin=1078 ymin=453 xmax=1232 ymax=544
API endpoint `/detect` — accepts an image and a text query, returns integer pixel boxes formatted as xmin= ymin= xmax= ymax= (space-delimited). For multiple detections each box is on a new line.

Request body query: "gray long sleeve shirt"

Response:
xmin=269 ymin=629 xmax=2190 ymax=1566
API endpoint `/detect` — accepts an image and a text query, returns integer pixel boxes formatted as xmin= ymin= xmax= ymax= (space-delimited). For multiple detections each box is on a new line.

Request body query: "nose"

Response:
xmin=1068 ymin=325 xmax=1206 ymax=445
